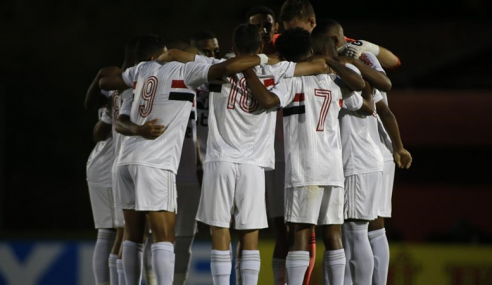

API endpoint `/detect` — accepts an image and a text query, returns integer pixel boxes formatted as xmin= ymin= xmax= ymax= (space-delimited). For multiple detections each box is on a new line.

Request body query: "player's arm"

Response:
xmin=242 ymin=68 xmax=280 ymax=109
xmin=337 ymin=56 xmax=391 ymax=92
xmin=207 ymin=54 xmax=267 ymax=80
xmin=116 ymin=115 xmax=165 ymax=140
xmin=376 ymin=100 xmax=412 ymax=169
xmin=344 ymin=40 xmax=401 ymax=69
xmin=358 ymin=80 xmax=375 ymax=115
xmin=98 ymin=68 xmax=129 ymax=91
xmin=85 ymin=66 xmax=121 ymax=111
xmin=326 ymin=57 xmax=366 ymax=91
xmin=93 ymin=120 xmax=112 ymax=142
xmin=157 ymin=49 xmax=197 ymax=63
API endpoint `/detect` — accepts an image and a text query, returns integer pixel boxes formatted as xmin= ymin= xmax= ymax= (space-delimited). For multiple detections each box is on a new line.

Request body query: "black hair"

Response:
xmin=279 ymin=0 xmax=315 ymax=22
xmin=191 ymin=30 xmax=217 ymax=42
xmin=166 ymin=39 xmax=190 ymax=51
xmin=311 ymin=19 xmax=340 ymax=56
xmin=232 ymin=23 xmax=262 ymax=54
xmin=275 ymin=27 xmax=311 ymax=62
xmin=245 ymin=5 xmax=275 ymax=21
xmin=135 ymin=33 xmax=166 ymax=62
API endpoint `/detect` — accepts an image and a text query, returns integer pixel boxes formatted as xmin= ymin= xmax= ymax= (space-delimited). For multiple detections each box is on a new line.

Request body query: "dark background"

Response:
xmin=0 ymin=0 xmax=491 ymax=241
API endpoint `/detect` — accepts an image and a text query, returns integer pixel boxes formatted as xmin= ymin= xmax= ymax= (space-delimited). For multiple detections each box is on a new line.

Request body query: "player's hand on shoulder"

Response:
xmin=137 ymin=119 xmax=166 ymax=140
xmin=98 ymin=66 xmax=122 ymax=78
xmin=393 ymin=148 xmax=412 ymax=169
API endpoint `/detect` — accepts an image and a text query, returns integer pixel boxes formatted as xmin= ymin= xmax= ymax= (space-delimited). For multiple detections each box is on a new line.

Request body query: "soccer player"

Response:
xmin=279 ymin=0 xmax=402 ymax=69
xmin=190 ymin=30 xmax=221 ymax=59
xmin=100 ymin=32 xmax=276 ymax=285
xmin=242 ymin=27 xmax=368 ymax=285
xmin=246 ymin=5 xmax=279 ymax=56
xmin=85 ymin=106 xmax=115 ymax=285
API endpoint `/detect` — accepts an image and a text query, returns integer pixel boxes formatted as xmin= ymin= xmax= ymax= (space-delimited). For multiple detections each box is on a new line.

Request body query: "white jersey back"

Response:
xmin=86 ymin=107 xmax=114 ymax=186
xmin=377 ymin=94 xmax=394 ymax=161
xmin=205 ymin=61 xmax=296 ymax=170
xmin=117 ymin=60 xmax=210 ymax=173
xmin=272 ymin=74 xmax=345 ymax=187
xmin=111 ymin=89 xmax=133 ymax=157
xmin=339 ymin=91 xmax=384 ymax=176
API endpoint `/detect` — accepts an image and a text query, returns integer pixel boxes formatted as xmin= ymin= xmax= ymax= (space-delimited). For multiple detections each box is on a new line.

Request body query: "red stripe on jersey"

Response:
xmin=339 ymin=99 xmax=343 ymax=107
xmin=171 ymin=80 xmax=187 ymax=89
xmin=293 ymin=93 xmax=305 ymax=102
xmin=263 ymin=78 xmax=275 ymax=88
xmin=132 ymin=82 xmax=137 ymax=89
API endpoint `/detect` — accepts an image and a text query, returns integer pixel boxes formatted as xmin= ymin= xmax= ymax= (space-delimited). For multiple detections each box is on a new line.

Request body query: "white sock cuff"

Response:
xmin=98 ymin=229 xmax=116 ymax=240
xmin=324 ymin=249 xmax=346 ymax=265
xmin=109 ymin=254 xmax=118 ymax=267
xmin=116 ymin=259 xmax=124 ymax=271
xmin=211 ymin=250 xmax=232 ymax=275
xmin=123 ymin=240 xmax=144 ymax=252
xmin=151 ymin=241 xmax=174 ymax=253
xmin=272 ymin=257 xmax=286 ymax=268
xmin=211 ymin=250 xmax=232 ymax=262
xmin=241 ymin=250 xmax=260 ymax=271
xmin=368 ymin=228 xmax=386 ymax=240
xmin=343 ymin=221 xmax=369 ymax=231
xmin=286 ymin=251 xmax=310 ymax=267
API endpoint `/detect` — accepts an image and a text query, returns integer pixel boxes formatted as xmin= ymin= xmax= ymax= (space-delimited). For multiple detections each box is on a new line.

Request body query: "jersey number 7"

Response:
xmin=315 ymin=89 xmax=332 ymax=132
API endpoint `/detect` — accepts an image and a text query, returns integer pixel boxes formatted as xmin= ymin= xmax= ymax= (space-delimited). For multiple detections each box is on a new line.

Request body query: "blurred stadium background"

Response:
xmin=0 ymin=0 xmax=491 ymax=284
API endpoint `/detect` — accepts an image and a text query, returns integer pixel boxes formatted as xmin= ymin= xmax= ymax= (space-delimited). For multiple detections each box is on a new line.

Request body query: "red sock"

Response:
xmin=302 ymin=231 xmax=316 ymax=285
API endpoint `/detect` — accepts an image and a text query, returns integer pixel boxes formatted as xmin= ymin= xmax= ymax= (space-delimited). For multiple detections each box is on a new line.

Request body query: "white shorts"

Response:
xmin=378 ymin=161 xmax=395 ymax=218
xmin=175 ymin=183 xmax=201 ymax=236
xmin=265 ymin=161 xmax=285 ymax=219
xmin=344 ymin=172 xmax=382 ymax=221
xmin=88 ymin=183 xmax=115 ymax=229
xmin=196 ymin=161 xmax=268 ymax=230
xmin=285 ymin=185 xmax=344 ymax=225
xmin=112 ymin=162 xmax=125 ymax=227
xmin=115 ymin=164 xmax=177 ymax=212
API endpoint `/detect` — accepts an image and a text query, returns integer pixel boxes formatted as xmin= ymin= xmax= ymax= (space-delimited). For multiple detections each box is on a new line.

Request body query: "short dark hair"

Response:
xmin=275 ymin=27 xmax=311 ymax=62
xmin=311 ymin=19 xmax=341 ymax=56
xmin=279 ymin=0 xmax=315 ymax=22
xmin=245 ymin=5 xmax=275 ymax=21
xmin=135 ymin=34 xmax=166 ymax=62
xmin=191 ymin=30 xmax=217 ymax=42
xmin=233 ymin=23 xmax=262 ymax=54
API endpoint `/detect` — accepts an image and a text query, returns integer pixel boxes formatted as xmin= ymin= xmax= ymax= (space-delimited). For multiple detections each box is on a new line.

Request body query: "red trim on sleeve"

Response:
xmin=263 ymin=78 xmax=275 ymax=88
xmin=293 ymin=93 xmax=305 ymax=102
xmin=171 ymin=80 xmax=187 ymax=89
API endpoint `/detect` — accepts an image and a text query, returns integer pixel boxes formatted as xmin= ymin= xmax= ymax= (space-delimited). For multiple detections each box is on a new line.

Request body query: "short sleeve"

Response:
xmin=359 ymin=52 xmax=385 ymax=73
xmin=183 ymin=62 xmax=211 ymax=90
xmin=194 ymin=55 xmax=225 ymax=64
xmin=270 ymin=77 xmax=295 ymax=108
xmin=121 ymin=65 xmax=139 ymax=87
xmin=374 ymin=89 xmax=383 ymax=104
xmin=342 ymin=91 xmax=363 ymax=111
xmin=119 ymin=89 xmax=134 ymax=116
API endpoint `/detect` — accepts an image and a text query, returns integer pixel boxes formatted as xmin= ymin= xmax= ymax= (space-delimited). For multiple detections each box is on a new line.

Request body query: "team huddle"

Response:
xmin=84 ymin=1 xmax=412 ymax=285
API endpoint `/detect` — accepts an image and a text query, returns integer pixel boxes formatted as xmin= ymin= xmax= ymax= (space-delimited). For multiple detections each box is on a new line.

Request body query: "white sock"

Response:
xmin=323 ymin=249 xmax=346 ymax=285
xmin=143 ymin=234 xmax=156 ymax=285
xmin=94 ymin=229 xmax=116 ymax=284
xmin=272 ymin=258 xmax=286 ymax=285
xmin=369 ymin=228 xmax=389 ymax=285
xmin=108 ymin=254 xmax=119 ymax=285
xmin=241 ymin=250 xmax=260 ymax=285
xmin=285 ymin=251 xmax=309 ymax=285
xmin=211 ymin=250 xmax=232 ymax=285
xmin=235 ymin=257 xmax=242 ymax=285
xmin=151 ymin=242 xmax=175 ymax=285
xmin=342 ymin=221 xmax=374 ymax=285
xmin=174 ymin=236 xmax=194 ymax=285
xmin=116 ymin=259 xmax=126 ymax=285
xmin=122 ymin=240 xmax=144 ymax=285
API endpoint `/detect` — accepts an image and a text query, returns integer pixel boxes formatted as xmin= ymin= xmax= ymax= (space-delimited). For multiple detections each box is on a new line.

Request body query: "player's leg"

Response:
xmin=109 ymin=227 xmax=124 ymax=285
xmin=302 ymin=227 xmax=316 ymax=285
xmin=143 ymin=226 xmax=156 ymax=285
xmin=122 ymin=209 xmax=146 ymax=285
xmin=88 ymin=184 xmax=117 ymax=285
xmin=147 ymin=210 xmax=176 ymax=285
xmin=265 ymin=166 xmax=288 ymax=285
xmin=319 ymin=186 xmax=345 ymax=285
xmin=174 ymin=183 xmax=201 ymax=285
xmin=196 ymin=161 xmax=236 ymax=284
xmin=343 ymin=173 xmax=381 ymax=285
xmin=284 ymin=185 xmax=324 ymax=285
xmin=234 ymin=163 xmax=268 ymax=285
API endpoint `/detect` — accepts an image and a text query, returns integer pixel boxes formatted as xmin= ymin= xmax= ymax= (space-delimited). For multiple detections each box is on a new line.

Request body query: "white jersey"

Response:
xmin=205 ymin=60 xmax=296 ymax=170
xmin=272 ymin=73 xmax=346 ymax=188
xmin=368 ymin=90 xmax=388 ymax=162
xmin=111 ymin=89 xmax=133 ymax=156
xmin=117 ymin=60 xmax=210 ymax=174
xmin=338 ymin=84 xmax=384 ymax=176
xmin=86 ymin=107 xmax=114 ymax=186
xmin=377 ymin=91 xmax=394 ymax=161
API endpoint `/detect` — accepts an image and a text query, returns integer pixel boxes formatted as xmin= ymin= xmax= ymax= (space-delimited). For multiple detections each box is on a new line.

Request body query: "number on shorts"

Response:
xmin=139 ymin=76 xmax=158 ymax=117
xmin=314 ymin=89 xmax=332 ymax=132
